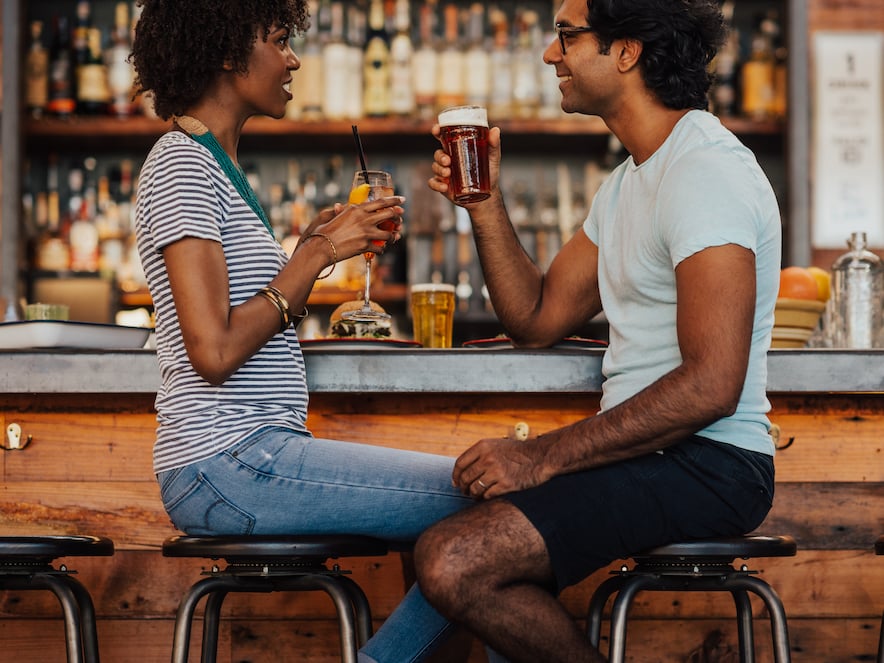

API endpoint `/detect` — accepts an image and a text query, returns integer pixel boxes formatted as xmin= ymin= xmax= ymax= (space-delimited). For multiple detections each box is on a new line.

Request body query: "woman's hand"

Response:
xmin=305 ymin=195 xmax=405 ymax=262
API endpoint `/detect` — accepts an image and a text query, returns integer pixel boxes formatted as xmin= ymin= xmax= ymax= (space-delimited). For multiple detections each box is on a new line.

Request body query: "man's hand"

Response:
xmin=452 ymin=436 xmax=551 ymax=499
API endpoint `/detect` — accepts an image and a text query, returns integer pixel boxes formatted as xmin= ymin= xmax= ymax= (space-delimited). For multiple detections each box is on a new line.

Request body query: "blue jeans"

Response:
xmin=157 ymin=426 xmax=474 ymax=663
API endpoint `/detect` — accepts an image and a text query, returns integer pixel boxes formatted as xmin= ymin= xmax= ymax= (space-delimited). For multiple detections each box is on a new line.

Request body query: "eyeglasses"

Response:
xmin=554 ymin=22 xmax=594 ymax=55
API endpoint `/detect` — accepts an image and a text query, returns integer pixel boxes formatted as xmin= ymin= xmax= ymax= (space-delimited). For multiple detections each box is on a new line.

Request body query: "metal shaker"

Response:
xmin=829 ymin=231 xmax=884 ymax=348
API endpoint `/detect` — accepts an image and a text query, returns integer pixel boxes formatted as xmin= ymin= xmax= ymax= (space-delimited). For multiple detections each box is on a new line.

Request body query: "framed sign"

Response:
xmin=812 ymin=32 xmax=884 ymax=247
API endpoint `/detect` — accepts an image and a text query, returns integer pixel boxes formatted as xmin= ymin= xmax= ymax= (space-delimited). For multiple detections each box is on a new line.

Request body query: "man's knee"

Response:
xmin=413 ymin=518 xmax=467 ymax=608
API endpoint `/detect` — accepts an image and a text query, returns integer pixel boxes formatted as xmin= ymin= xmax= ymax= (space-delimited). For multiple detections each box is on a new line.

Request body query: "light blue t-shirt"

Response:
xmin=583 ymin=110 xmax=781 ymax=455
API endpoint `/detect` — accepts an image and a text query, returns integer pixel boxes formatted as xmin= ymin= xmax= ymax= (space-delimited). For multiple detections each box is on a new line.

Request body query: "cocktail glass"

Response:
xmin=341 ymin=170 xmax=395 ymax=321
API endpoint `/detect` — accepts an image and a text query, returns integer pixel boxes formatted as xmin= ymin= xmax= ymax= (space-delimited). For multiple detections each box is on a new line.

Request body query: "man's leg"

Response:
xmin=414 ymin=499 xmax=605 ymax=663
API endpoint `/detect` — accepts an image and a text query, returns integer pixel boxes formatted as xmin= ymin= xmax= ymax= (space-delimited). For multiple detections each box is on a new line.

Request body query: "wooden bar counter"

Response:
xmin=1 ymin=348 xmax=882 ymax=662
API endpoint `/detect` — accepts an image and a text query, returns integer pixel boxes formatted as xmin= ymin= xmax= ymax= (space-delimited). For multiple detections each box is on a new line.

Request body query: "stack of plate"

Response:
xmin=772 ymin=298 xmax=826 ymax=348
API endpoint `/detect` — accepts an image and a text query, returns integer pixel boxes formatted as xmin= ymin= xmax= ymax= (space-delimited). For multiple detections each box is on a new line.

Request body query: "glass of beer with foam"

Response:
xmin=438 ymin=105 xmax=491 ymax=204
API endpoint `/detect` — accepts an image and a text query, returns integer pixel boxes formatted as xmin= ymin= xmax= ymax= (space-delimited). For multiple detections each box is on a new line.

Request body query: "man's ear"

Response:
xmin=222 ymin=58 xmax=235 ymax=72
xmin=616 ymin=38 xmax=643 ymax=73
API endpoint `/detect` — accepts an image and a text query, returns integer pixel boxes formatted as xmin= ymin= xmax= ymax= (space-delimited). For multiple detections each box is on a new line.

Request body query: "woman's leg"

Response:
xmin=158 ymin=427 xmax=476 ymax=663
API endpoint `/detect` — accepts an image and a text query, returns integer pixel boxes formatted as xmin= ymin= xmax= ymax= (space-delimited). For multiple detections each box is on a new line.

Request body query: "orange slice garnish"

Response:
xmin=349 ymin=183 xmax=371 ymax=204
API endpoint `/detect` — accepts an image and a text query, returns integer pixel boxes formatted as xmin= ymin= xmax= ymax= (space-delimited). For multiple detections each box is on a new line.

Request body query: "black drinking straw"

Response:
xmin=352 ymin=125 xmax=368 ymax=176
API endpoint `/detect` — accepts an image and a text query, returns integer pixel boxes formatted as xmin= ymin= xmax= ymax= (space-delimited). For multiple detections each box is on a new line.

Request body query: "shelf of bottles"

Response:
xmin=20 ymin=0 xmax=787 ymax=326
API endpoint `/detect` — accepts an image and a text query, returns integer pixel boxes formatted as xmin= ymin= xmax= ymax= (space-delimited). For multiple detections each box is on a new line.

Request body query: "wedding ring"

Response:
xmin=477 ymin=479 xmax=488 ymax=489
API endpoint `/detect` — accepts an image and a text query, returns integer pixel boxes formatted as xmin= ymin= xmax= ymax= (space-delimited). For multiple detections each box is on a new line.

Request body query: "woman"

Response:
xmin=131 ymin=2 xmax=471 ymax=661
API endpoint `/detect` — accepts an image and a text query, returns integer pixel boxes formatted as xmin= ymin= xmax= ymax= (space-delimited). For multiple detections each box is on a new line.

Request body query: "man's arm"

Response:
xmin=430 ymin=126 xmax=602 ymax=346
xmin=453 ymin=243 xmax=758 ymax=498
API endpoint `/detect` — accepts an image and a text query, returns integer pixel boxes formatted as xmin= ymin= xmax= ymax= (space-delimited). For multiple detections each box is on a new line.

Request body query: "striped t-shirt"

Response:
xmin=135 ymin=131 xmax=310 ymax=474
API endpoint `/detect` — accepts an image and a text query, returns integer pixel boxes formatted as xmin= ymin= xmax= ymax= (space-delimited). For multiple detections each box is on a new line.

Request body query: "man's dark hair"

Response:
xmin=586 ymin=0 xmax=727 ymax=110
xmin=131 ymin=0 xmax=309 ymax=120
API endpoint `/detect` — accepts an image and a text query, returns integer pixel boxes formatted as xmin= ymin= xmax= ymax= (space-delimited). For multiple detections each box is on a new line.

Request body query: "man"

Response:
xmin=417 ymin=0 xmax=782 ymax=661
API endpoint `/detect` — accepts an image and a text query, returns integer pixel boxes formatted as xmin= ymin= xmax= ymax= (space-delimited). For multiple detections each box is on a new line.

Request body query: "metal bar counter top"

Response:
xmin=1 ymin=348 xmax=881 ymax=394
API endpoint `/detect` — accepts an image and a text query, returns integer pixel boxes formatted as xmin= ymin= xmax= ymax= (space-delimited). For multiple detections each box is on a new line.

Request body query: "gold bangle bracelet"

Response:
xmin=258 ymin=287 xmax=290 ymax=333
xmin=300 ymin=233 xmax=337 ymax=280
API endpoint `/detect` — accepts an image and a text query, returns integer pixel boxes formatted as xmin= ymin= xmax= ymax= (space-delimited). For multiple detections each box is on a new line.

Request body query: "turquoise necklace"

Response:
xmin=174 ymin=115 xmax=275 ymax=240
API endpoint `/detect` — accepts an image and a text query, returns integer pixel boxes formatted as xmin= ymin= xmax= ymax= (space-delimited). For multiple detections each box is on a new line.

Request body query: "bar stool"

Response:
xmin=163 ymin=534 xmax=389 ymax=663
xmin=587 ymin=534 xmax=797 ymax=663
xmin=0 ymin=535 xmax=115 ymax=663
xmin=876 ymin=535 xmax=883 ymax=663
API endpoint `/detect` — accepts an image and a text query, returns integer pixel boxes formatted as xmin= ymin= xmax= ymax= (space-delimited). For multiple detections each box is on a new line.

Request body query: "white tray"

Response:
xmin=0 ymin=321 xmax=152 ymax=350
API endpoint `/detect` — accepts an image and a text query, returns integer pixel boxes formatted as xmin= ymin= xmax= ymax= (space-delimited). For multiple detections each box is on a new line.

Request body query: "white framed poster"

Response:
xmin=812 ymin=32 xmax=884 ymax=247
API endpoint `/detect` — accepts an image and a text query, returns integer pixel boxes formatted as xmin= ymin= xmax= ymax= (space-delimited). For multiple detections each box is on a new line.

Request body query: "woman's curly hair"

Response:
xmin=131 ymin=0 xmax=309 ymax=120
xmin=585 ymin=0 xmax=726 ymax=111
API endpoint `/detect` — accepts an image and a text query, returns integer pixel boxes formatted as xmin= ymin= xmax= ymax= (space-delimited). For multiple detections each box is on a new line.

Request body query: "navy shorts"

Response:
xmin=503 ymin=435 xmax=775 ymax=592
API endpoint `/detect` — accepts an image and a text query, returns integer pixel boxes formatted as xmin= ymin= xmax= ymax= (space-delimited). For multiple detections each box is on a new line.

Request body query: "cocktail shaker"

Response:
xmin=829 ymin=231 xmax=884 ymax=348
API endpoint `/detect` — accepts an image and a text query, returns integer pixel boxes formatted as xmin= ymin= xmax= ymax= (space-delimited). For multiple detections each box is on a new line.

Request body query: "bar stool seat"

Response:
xmin=163 ymin=534 xmax=389 ymax=663
xmin=0 ymin=535 xmax=115 ymax=663
xmin=876 ymin=535 xmax=883 ymax=663
xmin=587 ymin=534 xmax=797 ymax=663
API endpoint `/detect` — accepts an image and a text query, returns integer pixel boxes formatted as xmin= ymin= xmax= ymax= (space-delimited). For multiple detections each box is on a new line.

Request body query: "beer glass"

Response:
xmin=342 ymin=170 xmax=396 ymax=322
xmin=411 ymin=283 xmax=456 ymax=348
xmin=438 ymin=105 xmax=491 ymax=204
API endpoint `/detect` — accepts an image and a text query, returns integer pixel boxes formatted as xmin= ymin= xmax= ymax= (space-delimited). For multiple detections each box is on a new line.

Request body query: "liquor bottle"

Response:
xmin=462 ymin=3 xmax=490 ymax=108
xmin=411 ymin=0 xmax=439 ymax=119
xmin=97 ymin=171 xmax=126 ymax=279
xmin=345 ymin=4 xmax=366 ymax=118
xmin=511 ymin=9 xmax=541 ymax=119
xmin=740 ymin=14 xmax=775 ymax=121
xmin=72 ymin=1 xmax=92 ymax=69
xmin=710 ymin=2 xmax=739 ymax=117
xmin=25 ymin=21 xmax=50 ymax=119
xmin=767 ymin=10 xmax=788 ymax=120
xmin=539 ymin=24 xmax=564 ymax=119
xmin=77 ymin=26 xmax=111 ymax=115
xmin=35 ymin=155 xmax=71 ymax=272
xmin=321 ymin=2 xmax=349 ymax=120
xmin=363 ymin=0 xmax=391 ymax=117
xmin=435 ymin=4 xmax=465 ymax=110
xmin=389 ymin=0 xmax=415 ymax=116
xmin=289 ymin=0 xmax=323 ymax=120
xmin=47 ymin=16 xmax=76 ymax=118
xmin=69 ymin=157 xmax=100 ymax=273
xmin=107 ymin=2 xmax=136 ymax=118
xmin=487 ymin=8 xmax=512 ymax=119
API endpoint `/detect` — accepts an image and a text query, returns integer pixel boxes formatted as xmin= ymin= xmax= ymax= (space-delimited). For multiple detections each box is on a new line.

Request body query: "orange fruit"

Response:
xmin=348 ymin=183 xmax=371 ymax=204
xmin=778 ymin=266 xmax=818 ymax=300
xmin=806 ymin=266 xmax=832 ymax=302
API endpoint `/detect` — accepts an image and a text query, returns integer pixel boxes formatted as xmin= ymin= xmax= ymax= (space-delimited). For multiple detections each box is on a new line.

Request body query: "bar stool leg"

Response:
xmin=170 ymin=577 xmax=234 ymax=663
xmin=336 ymin=575 xmax=375 ymax=645
xmin=201 ymin=591 xmax=228 ymax=663
xmin=727 ymin=576 xmax=792 ymax=663
xmin=586 ymin=576 xmax=626 ymax=649
xmin=37 ymin=574 xmax=87 ymax=663
xmin=63 ymin=575 xmax=103 ymax=663
xmin=731 ymin=590 xmax=755 ymax=663
xmin=306 ymin=575 xmax=361 ymax=663
xmin=606 ymin=576 xmax=657 ymax=663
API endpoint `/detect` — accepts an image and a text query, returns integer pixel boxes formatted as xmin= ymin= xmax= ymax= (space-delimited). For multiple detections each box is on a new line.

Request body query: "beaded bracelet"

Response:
xmin=300 ymin=233 xmax=337 ymax=280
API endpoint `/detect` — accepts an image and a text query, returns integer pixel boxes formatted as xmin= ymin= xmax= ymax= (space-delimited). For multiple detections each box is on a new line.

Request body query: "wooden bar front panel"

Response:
xmin=0 ymin=391 xmax=881 ymax=661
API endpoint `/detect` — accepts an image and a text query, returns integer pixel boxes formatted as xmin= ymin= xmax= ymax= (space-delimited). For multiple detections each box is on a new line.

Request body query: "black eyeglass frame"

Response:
xmin=554 ymin=22 xmax=594 ymax=54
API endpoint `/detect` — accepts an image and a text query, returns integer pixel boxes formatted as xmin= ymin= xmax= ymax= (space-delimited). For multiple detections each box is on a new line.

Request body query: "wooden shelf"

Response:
xmin=24 ymin=114 xmax=784 ymax=153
